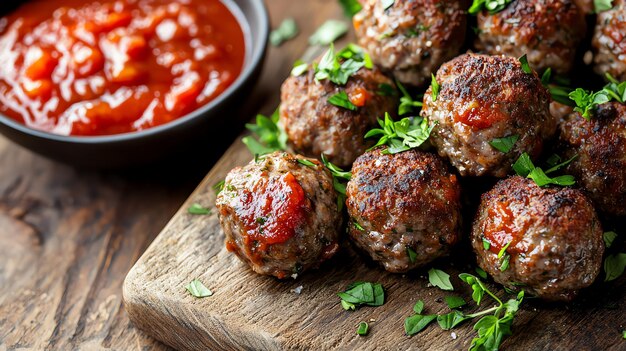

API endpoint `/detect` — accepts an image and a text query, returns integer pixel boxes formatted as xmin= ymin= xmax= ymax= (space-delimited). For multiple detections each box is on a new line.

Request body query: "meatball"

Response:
xmin=592 ymin=0 xmax=626 ymax=81
xmin=557 ymin=102 xmax=626 ymax=216
xmin=280 ymin=59 xmax=397 ymax=168
xmin=353 ymin=0 xmax=467 ymax=86
xmin=345 ymin=148 xmax=462 ymax=273
xmin=421 ymin=53 xmax=555 ymax=177
xmin=475 ymin=0 xmax=586 ymax=74
xmin=472 ymin=176 xmax=604 ymax=301
xmin=573 ymin=0 xmax=594 ymax=14
xmin=216 ymin=152 xmax=342 ymax=279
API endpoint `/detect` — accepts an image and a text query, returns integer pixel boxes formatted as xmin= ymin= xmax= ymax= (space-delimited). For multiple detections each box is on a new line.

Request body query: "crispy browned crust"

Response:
xmin=421 ymin=53 xmax=554 ymax=177
xmin=346 ymin=148 xmax=462 ymax=272
xmin=279 ymin=64 xmax=397 ymax=168
xmin=475 ymin=0 xmax=586 ymax=74
xmin=558 ymin=102 xmax=626 ymax=216
xmin=472 ymin=176 xmax=604 ymax=301
xmin=593 ymin=0 xmax=626 ymax=81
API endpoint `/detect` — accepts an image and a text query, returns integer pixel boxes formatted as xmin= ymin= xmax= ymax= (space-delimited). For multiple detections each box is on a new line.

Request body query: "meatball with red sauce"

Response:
xmin=472 ymin=176 xmax=604 ymax=301
xmin=280 ymin=55 xmax=398 ymax=168
xmin=475 ymin=0 xmax=586 ymax=74
xmin=216 ymin=152 xmax=342 ymax=279
xmin=592 ymin=0 xmax=626 ymax=81
xmin=353 ymin=0 xmax=467 ymax=86
xmin=346 ymin=148 xmax=462 ymax=273
xmin=421 ymin=53 xmax=555 ymax=177
xmin=557 ymin=102 xmax=626 ymax=216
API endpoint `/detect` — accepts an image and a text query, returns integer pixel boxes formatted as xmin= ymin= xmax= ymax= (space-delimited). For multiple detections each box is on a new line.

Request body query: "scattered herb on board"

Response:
xmin=468 ymin=0 xmax=514 ymax=15
xmin=328 ymin=90 xmax=358 ymax=110
xmin=185 ymin=279 xmax=213 ymax=298
xmin=445 ymin=296 xmax=467 ymax=309
xmin=187 ymin=203 xmax=211 ymax=215
xmin=364 ymin=113 xmax=436 ymax=154
xmin=270 ymin=18 xmax=298 ymax=46
xmin=604 ymin=231 xmax=618 ymax=248
xmin=512 ymin=152 xmax=576 ymax=187
xmin=338 ymin=281 xmax=385 ymax=310
xmin=321 ymin=154 xmax=352 ymax=211
xmin=404 ymin=299 xmax=437 ymax=336
xmin=242 ymin=109 xmax=288 ymax=156
xmin=338 ymin=0 xmax=362 ymax=17
xmin=428 ymin=268 xmax=454 ymax=291
xmin=356 ymin=321 xmax=369 ymax=336
xmin=489 ymin=134 xmax=519 ymax=153
xmin=604 ymin=253 xmax=626 ymax=282
xmin=309 ymin=20 xmax=348 ymax=45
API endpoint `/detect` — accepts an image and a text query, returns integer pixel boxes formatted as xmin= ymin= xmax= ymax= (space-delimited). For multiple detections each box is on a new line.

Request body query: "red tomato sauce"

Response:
xmin=0 ymin=0 xmax=245 ymax=136
xmin=456 ymin=102 xmax=507 ymax=130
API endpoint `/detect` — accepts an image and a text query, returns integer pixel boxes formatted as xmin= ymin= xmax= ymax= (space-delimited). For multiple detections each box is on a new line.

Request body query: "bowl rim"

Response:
xmin=0 ymin=0 xmax=269 ymax=145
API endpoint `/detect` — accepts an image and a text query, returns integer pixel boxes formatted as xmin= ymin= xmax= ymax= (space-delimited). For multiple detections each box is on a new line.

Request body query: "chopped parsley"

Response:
xmin=569 ymin=73 xmax=626 ymax=119
xmin=444 ymin=296 xmax=467 ymax=309
xmin=328 ymin=90 xmax=357 ymax=110
xmin=407 ymin=247 xmax=418 ymax=263
xmin=405 ymin=314 xmax=437 ymax=336
xmin=242 ymin=109 xmax=288 ymax=156
xmin=475 ymin=267 xmax=488 ymax=279
xmin=482 ymin=238 xmax=491 ymax=250
xmin=594 ymin=0 xmax=614 ymax=13
xmin=397 ymin=80 xmax=423 ymax=115
xmin=518 ymin=54 xmax=532 ymax=74
xmin=357 ymin=322 xmax=369 ymax=336
xmin=489 ymin=134 xmax=519 ymax=153
xmin=338 ymin=0 xmax=362 ymax=17
xmin=185 ymin=279 xmax=213 ymax=298
xmin=213 ymin=180 xmax=225 ymax=195
xmin=364 ymin=113 xmax=436 ymax=154
xmin=309 ymin=20 xmax=348 ymax=46
xmin=468 ymin=0 xmax=514 ymax=15
xmin=428 ymin=268 xmax=454 ymax=291
xmin=291 ymin=60 xmax=308 ymax=76
xmin=321 ymin=154 xmax=351 ymax=211
xmin=297 ymin=158 xmax=317 ymax=168
xmin=604 ymin=231 xmax=618 ymax=248
xmin=314 ymin=44 xmax=371 ymax=85
xmin=413 ymin=300 xmax=425 ymax=314
xmin=431 ymin=73 xmax=440 ymax=101
xmin=353 ymin=221 xmax=365 ymax=231
xmin=604 ymin=253 xmax=626 ymax=282
xmin=270 ymin=18 xmax=298 ymax=46
xmin=187 ymin=203 xmax=211 ymax=215
xmin=338 ymin=281 xmax=385 ymax=310
xmin=512 ymin=152 xmax=576 ymax=187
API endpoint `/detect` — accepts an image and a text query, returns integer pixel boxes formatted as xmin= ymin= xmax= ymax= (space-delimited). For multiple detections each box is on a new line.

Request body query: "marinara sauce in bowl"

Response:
xmin=0 ymin=0 xmax=268 ymax=167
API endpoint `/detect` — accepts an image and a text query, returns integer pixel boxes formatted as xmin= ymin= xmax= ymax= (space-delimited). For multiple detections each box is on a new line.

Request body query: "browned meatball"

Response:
xmin=475 ymin=0 xmax=586 ymax=74
xmin=421 ymin=53 xmax=555 ymax=177
xmin=593 ymin=0 xmax=626 ymax=81
xmin=216 ymin=152 xmax=342 ymax=279
xmin=346 ymin=148 xmax=462 ymax=273
xmin=472 ymin=176 xmax=604 ymax=301
xmin=353 ymin=0 xmax=467 ymax=86
xmin=557 ymin=102 xmax=626 ymax=216
xmin=573 ymin=0 xmax=594 ymax=13
xmin=280 ymin=60 xmax=397 ymax=168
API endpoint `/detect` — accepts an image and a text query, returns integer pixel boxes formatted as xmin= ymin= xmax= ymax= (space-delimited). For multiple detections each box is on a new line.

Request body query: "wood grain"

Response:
xmin=123 ymin=2 xmax=626 ymax=350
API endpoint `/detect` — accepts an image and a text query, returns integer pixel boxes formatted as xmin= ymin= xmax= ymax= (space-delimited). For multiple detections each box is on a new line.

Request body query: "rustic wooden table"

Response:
xmin=0 ymin=0 xmax=341 ymax=349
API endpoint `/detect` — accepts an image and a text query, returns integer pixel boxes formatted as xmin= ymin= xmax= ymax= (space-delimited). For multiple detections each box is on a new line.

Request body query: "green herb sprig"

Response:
xmin=338 ymin=0 xmax=363 ymax=17
xmin=242 ymin=109 xmax=288 ymax=156
xmin=314 ymin=44 xmax=372 ymax=86
xmin=338 ymin=281 xmax=385 ymax=310
xmin=396 ymin=80 xmax=423 ymax=115
xmin=512 ymin=152 xmax=576 ymax=187
xmin=321 ymin=154 xmax=351 ymax=211
xmin=568 ymin=73 xmax=626 ymax=120
xmin=188 ymin=203 xmax=211 ymax=215
xmin=428 ymin=268 xmax=454 ymax=291
xmin=364 ymin=113 xmax=436 ymax=154
xmin=468 ymin=0 xmax=514 ymax=15
xmin=185 ymin=279 xmax=213 ymax=298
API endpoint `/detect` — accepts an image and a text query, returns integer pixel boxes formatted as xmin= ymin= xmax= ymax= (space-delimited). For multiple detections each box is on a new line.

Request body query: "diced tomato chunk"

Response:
xmin=348 ymin=86 xmax=371 ymax=107
xmin=24 ymin=47 xmax=57 ymax=80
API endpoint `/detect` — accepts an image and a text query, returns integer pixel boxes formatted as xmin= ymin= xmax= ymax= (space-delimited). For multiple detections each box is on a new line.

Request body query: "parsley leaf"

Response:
xmin=603 ymin=73 xmax=626 ymax=103
xmin=396 ymin=80 xmax=423 ymax=115
xmin=431 ymin=73 xmax=440 ymax=101
xmin=482 ymin=238 xmax=491 ymax=250
xmin=185 ymin=279 xmax=213 ymax=298
xmin=413 ymin=300 xmax=425 ymax=314
xmin=407 ymin=247 xmax=418 ymax=263
xmin=518 ymin=54 xmax=532 ymax=73
xmin=328 ymin=90 xmax=357 ymax=110
xmin=242 ymin=109 xmax=288 ymax=156
xmin=297 ymin=158 xmax=317 ymax=168
xmin=445 ymin=296 xmax=467 ymax=309
xmin=291 ymin=60 xmax=308 ymax=76
xmin=468 ymin=0 xmax=514 ymax=15
xmin=315 ymin=44 xmax=370 ymax=85
xmin=270 ymin=18 xmax=298 ymax=46
xmin=364 ymin=113 xmax=436 ymax=154
xmin=405 ymin=314 xmax=437 ymax=335
xmin=512 ymin=152 xmax=576 ymax=187
xmin=604 ymin=253 xmax=626 ymax=282
xmin=604 ymin=231 xmax=618 ymax=248
xmin=337 ymin=282 xmax=385 ymax=309
xmin=213 ymin=180 xmax=225 ymax=195
xmin=594 ymin=0 xmax=614 ymax=13
xmin=437 ymin=310 xmax=471 ymax=330
xmin=356 ymin=321 xmax=369 ymax=336
xmin=475 ymin=267 xmax=488 ymax=279
xmin=428 ymin=268 xmax=454 ymax=291
xmin=309 ymin=20 xmax=348 ymax=46
xmin=569 ymin=88 xmax=610 ymax=120
xmin=338 ymin=0 xmax=363 ymax=17
xmin=321 ymin=154 xmax=351 ymax=211
xmin=489 ymin=134 xmax=519 ymax=153
xmin=188 ymin=203 xmax=211 ymax=215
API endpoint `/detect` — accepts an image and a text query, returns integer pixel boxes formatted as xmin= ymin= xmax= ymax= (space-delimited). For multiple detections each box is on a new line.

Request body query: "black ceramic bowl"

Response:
xmin=0 ymin=0 xmax=268 ymax=168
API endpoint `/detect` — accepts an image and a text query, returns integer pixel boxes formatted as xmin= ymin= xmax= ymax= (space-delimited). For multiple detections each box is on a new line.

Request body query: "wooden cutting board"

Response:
xmin=122 ymin=1 xmax=625 ymax=350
